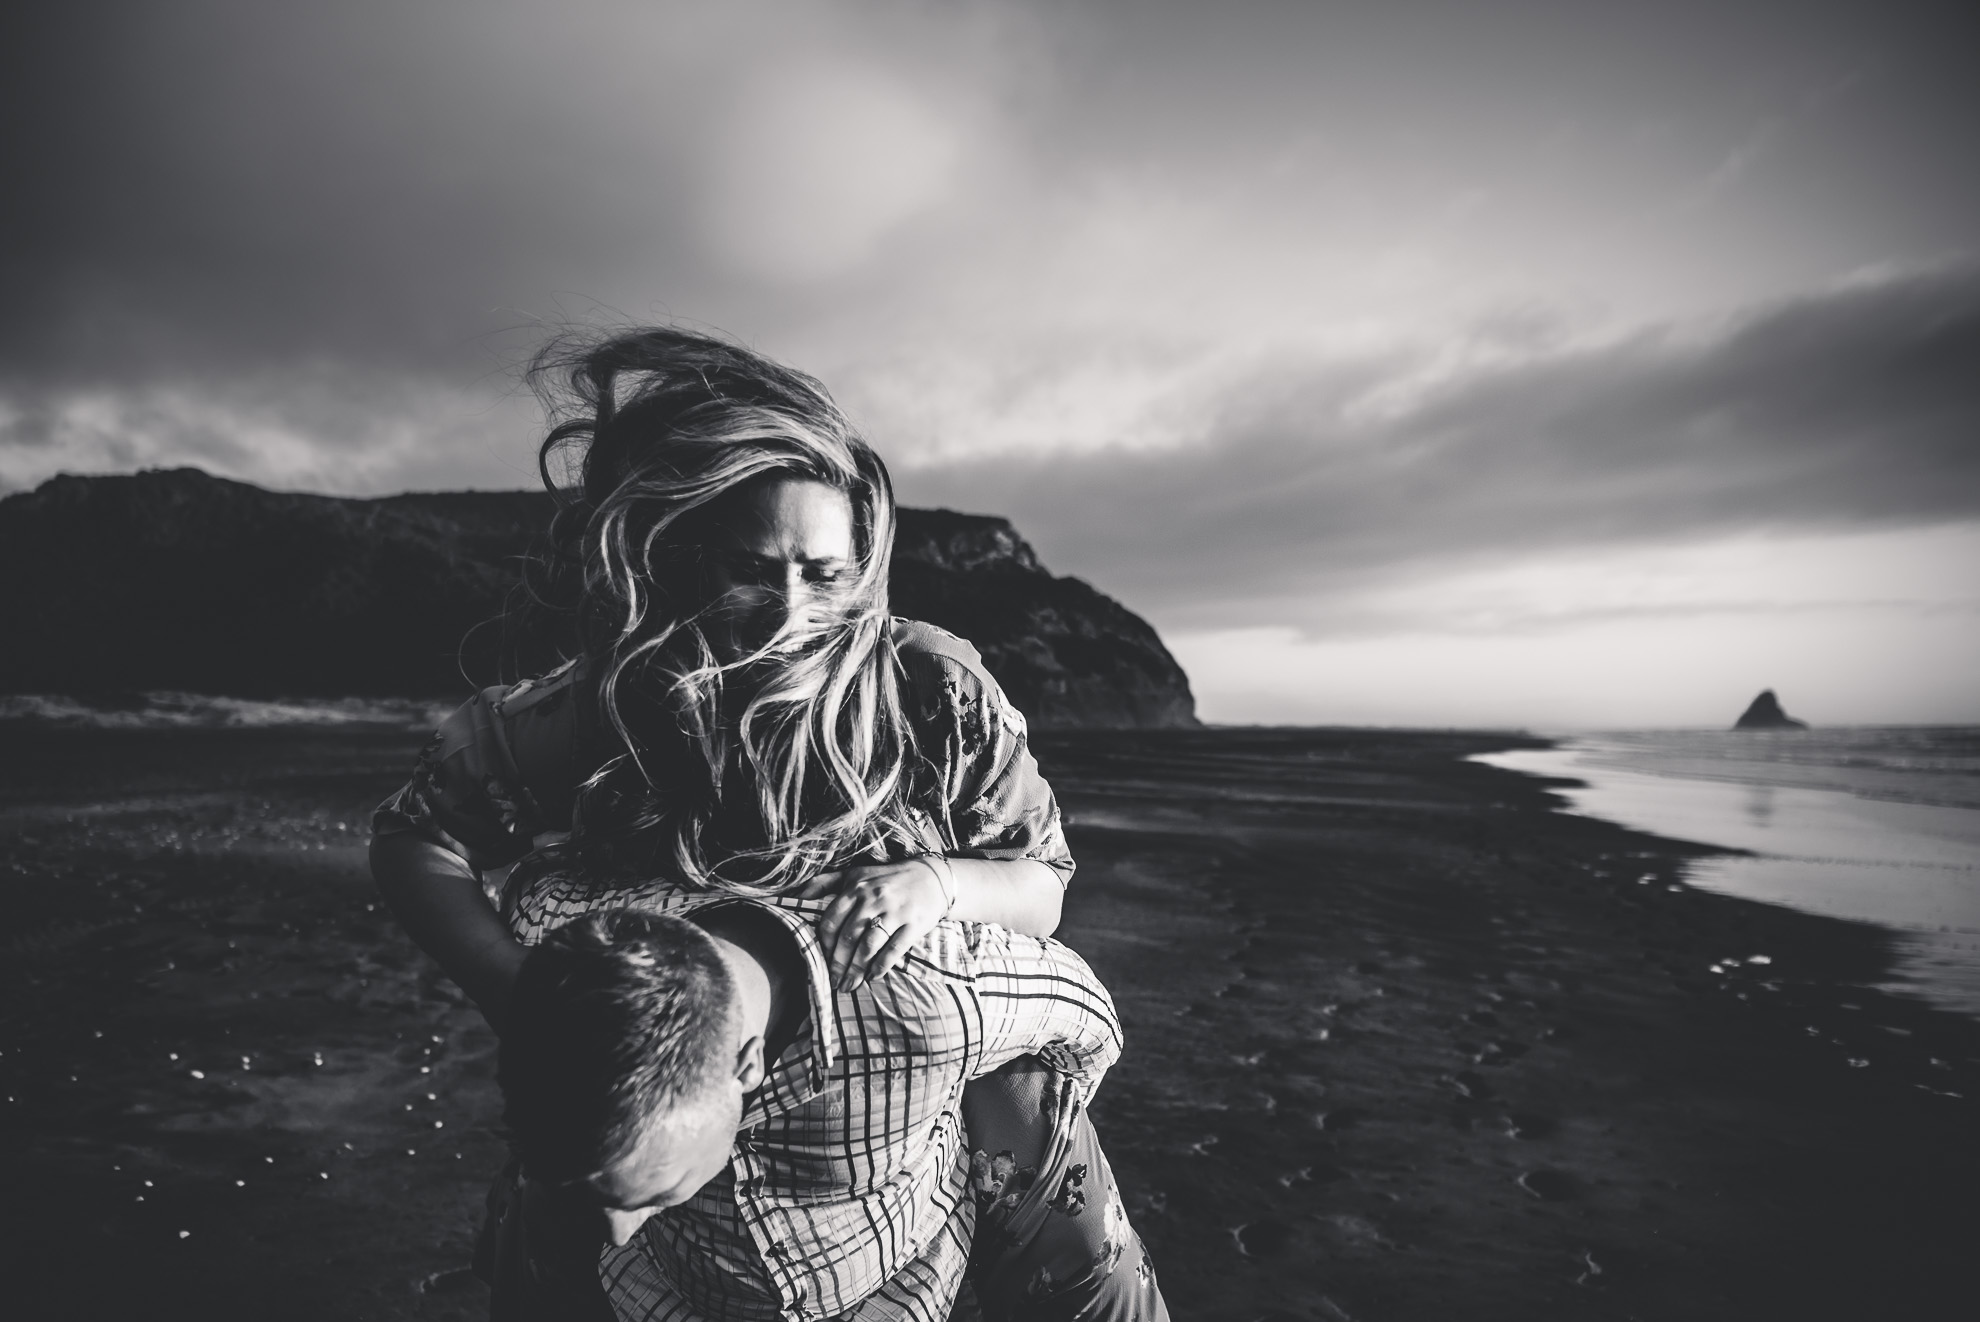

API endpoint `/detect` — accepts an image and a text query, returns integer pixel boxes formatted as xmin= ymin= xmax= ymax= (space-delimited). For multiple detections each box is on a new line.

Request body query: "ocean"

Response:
xmin=1475 ymin=727 xmax=1980 ymax=1018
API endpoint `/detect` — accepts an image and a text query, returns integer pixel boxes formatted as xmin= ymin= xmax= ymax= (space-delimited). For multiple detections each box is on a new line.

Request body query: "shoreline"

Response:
xmin=1040 ymin=727 xmax=1980 ymax=1320
xmin=2 ymin=724 xmax=1976 ymax=1319
xmin=1477 ymin=733 xmax=1980 ymax=1018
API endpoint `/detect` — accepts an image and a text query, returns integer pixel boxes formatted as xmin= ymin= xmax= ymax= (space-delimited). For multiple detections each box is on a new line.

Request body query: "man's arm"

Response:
xmin=969 ymin=927 xmax=1124 ymax=1100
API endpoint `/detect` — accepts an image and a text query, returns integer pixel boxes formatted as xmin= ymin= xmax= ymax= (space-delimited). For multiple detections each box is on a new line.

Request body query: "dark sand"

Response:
xmin=3 ymin=724 xmax=1978 ymax=1320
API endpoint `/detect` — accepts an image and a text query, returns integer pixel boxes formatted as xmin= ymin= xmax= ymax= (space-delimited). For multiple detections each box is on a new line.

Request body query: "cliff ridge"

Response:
xmin=0 ymin=468 xmax=1196 ymax=729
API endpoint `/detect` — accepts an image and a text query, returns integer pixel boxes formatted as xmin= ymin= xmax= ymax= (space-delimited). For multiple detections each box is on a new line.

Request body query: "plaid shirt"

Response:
xmin=507 ymin=881 xmax=1122 ymax=1322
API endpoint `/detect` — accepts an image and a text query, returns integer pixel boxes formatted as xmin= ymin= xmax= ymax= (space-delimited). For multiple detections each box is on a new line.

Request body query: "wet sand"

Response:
xmin=3 ymin=724 xmax=1978 ymax=1320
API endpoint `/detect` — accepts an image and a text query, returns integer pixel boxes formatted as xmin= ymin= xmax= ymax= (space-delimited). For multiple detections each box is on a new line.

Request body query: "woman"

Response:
xmin=370 ymin=327 xmax=1165 ymax=1320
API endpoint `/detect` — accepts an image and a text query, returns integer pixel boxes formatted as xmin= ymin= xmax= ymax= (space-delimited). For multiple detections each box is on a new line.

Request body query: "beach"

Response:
xmin=4 ymin=721 xmax=1978 ymax=1320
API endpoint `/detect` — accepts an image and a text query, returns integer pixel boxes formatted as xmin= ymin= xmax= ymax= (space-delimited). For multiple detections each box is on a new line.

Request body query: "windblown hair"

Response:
xmin=499 ymin=909 xmax=737 ymax=1185
xmin=525 ymin=326 xmax=919 ymax=894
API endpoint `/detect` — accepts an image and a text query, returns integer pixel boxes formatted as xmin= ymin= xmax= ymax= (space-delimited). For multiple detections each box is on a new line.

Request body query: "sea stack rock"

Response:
xmin=1732 ymin=689 xmax=1808 ymax=730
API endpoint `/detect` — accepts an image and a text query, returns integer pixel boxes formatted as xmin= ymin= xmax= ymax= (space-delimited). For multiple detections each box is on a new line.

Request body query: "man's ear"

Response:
xmin=734 ymin=1034 xmax=767 ymax=1092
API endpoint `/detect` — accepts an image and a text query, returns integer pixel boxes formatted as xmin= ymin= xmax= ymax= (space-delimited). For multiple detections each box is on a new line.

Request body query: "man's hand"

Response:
xmin=800 ymin=857 xmax=953 ymax=991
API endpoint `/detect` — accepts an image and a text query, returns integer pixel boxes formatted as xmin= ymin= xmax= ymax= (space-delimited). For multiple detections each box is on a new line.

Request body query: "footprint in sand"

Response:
xmin=1447 ymin=1071 xmax=1493 ymax=1101
xmin=1517 ymin=1169 xmax=1577 ymax=1201
xmin=416 ymin=1267 xmax=479 ymax=1296
xmin=1500 ymin=1111 xmax=1558 ymax=1140
xmin=1230 ymin=1218 xmax=1294 ymax=1258
xmin=1278 ymin=1162 xmax=1348 ymax=1188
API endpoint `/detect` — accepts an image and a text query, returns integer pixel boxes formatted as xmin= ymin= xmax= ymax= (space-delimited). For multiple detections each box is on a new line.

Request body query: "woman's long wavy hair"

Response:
xmin=524 ymin=328 xmax=919 ymax=895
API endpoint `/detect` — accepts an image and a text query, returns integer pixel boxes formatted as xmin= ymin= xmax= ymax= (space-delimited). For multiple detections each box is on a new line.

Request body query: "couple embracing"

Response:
xmin=370 ymin=329 xmax=1169 ymax=1321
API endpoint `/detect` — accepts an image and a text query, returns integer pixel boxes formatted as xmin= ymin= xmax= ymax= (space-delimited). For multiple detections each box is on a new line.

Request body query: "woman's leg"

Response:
xmin=961 ymin=1059 xmax=1170 ymax=1322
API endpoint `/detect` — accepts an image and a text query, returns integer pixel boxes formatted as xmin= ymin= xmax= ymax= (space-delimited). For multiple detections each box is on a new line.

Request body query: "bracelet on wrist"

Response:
xmin=924 ymin=854 xmax=958 ymax=916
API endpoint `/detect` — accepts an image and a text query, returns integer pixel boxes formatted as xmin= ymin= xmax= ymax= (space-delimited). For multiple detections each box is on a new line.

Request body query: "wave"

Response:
xmin=0 ymin=692 xmax=453 ymax=731
xmin=1563 ymin=727 xmax=1980 ymax=811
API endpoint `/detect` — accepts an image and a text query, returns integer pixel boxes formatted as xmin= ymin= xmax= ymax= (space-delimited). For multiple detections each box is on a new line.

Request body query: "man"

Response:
xmin=490 ymin=895 xmax=1168 ymax=1322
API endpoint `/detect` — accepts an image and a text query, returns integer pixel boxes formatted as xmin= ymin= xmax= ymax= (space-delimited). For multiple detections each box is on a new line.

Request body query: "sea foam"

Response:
xmin=0 ymin=692 xmax=453 ymax=731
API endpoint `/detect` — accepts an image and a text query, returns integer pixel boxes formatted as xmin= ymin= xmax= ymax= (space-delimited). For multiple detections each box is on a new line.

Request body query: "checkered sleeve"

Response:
xmin=969 ymin=924 xmax=1123 ymax=1099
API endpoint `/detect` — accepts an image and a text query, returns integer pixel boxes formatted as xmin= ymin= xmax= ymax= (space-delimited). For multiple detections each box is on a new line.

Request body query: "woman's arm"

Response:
xmin=949 ymin=855 xmax=1064 ymax=933
xmin=370 ymin=832 xmax=527 ymax=1032
xmin=804 ymin=854 xmax=1064 ymax=991
xmin=368 ymin=673 xmax=583 ymax=1032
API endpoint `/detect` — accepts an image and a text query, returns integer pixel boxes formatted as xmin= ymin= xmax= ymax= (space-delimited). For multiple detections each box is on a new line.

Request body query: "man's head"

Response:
xmin=499 ymin=909 xmax=767 ymax=1245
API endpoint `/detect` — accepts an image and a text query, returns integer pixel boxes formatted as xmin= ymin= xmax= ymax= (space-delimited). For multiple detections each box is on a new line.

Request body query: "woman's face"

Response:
xmin=701 ymin=476 xmax=856 ymax=663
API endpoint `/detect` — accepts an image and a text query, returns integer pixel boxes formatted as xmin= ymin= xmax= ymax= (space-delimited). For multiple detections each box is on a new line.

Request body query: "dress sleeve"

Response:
xmin=370 ymin=663 xmax=585 ymax=871
xmin=897 ymin=622 xmax=1076 ymax=887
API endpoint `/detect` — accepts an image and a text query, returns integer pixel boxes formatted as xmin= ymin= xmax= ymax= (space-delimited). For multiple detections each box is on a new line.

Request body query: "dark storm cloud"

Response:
xmin=4 ymin=0 xmax=1977 ymax=596
xmin=8 ymin=0 xmax=1976 ymax=390
xmin=905 ymin=265 xmax=1980 ymax=629
xmin=0 ymin=0 xmax=1000 ymax=488
xmin=1 ymin=2 xmax=679 ymax=381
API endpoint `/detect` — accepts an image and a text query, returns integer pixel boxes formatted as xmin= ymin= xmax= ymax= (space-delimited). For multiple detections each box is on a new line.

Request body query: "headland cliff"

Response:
xmin=0 ymin=468 xmax=1195 ymax=729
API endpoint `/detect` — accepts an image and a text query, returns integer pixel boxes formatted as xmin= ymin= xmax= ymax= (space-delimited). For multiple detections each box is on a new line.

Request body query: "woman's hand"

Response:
xmin=800 ymin=856 xmax=955 ymax=991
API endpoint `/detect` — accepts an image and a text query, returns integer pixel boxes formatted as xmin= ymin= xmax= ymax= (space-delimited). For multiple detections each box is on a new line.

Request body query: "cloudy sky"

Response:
xmin=5 ymin=0 xmax=1976 ymax=726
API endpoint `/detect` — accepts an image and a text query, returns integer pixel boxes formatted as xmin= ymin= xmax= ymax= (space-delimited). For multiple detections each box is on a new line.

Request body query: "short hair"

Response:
xmin=498 ymin=909 xmax=739 ymax=1185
